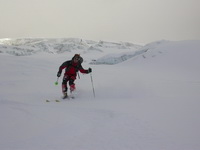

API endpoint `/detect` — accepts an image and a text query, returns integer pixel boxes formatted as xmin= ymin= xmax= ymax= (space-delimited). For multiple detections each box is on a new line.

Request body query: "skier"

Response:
xmin=57 ymin=54 xmax=92 ymax=98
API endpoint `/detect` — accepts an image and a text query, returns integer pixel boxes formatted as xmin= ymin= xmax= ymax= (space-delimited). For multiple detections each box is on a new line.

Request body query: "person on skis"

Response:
xmin=57 ymin=54 xmax=92 ymax=98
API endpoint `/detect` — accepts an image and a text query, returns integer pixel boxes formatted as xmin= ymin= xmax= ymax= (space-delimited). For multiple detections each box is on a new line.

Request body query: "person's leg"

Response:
xmin=62 ymin=75 xmax=69 ymax=96
xmin=69 ymin=78 xmax=76 ymax=93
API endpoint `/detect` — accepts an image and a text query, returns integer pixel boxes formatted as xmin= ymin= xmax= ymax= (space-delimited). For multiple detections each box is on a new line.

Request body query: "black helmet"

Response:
xmin=72 ymin=54 xmax=83 ymax=64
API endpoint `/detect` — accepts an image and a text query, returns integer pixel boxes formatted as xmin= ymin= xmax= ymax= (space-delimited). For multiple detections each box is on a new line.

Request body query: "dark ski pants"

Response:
xmin=62 ymin=75 xmax=76 ymax=94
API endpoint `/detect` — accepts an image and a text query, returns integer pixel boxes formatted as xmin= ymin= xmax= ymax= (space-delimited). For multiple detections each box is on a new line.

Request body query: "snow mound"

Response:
xmin=89 ymin=40 xmax=169 ymax=65
xmin=89 ymin=49 xmax=147 ymax=65
xmin=122 ymin=40 xmax=200 ymax=79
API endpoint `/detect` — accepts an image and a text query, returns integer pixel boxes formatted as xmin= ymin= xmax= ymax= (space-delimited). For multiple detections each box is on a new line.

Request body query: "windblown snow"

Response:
xmin=0 ymin=38 xmax=200 ymax=150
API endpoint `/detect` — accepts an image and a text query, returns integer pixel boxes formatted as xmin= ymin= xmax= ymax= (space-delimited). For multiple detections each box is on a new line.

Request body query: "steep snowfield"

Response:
xmin=0 ymin=39 xmax=200 ymax=150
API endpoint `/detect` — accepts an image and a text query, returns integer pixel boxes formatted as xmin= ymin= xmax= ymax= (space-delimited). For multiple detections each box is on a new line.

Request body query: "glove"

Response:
xmin=57 ymin=71 xmax=61 ymax=77
xmin=88 ymin=68 xmax=92 ymax=73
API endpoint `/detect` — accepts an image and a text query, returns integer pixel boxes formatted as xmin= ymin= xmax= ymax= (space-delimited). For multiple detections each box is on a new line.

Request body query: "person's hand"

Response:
xmin=57 ymin=71 xmax=61 ymax=77
xmin=88 ymin=68 xmax=92 ymax=73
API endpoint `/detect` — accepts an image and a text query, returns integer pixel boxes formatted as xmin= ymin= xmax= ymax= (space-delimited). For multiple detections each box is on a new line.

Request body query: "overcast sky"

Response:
xmin=0 ymin=0 xmax=200 ymax=43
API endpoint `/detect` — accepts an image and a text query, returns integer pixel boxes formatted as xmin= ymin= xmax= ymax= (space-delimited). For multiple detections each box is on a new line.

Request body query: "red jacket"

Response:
xmin=59 ymin=60 xmax=88 ymax=78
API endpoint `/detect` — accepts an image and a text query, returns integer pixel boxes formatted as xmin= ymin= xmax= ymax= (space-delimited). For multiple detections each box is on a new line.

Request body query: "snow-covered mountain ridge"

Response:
xmin=0 ymin=38 xmax=169 ymax=64
xmin=0 ymin=38 xmax=141 ymax=55
xmin=0 ymin=38 xmax=199 ymax=66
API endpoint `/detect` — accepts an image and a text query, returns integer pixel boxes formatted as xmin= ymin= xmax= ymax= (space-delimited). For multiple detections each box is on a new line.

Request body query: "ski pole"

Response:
xmin=90 ymin=72 xmax=95 ymax=98
xmin=55 ymin=77 xmax=59 ymax=85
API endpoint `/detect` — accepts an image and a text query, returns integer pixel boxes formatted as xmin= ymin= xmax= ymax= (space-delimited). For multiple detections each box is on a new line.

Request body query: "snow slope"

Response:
xmin=0 ymin=39 xmax=200 ymax=150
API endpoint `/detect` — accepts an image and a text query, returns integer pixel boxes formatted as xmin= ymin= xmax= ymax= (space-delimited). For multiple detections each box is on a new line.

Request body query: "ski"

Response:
xmin=46 ymin=99 xmax=61 ymax=102
xmin=64 ymin=95 xmax=75 ymax=99
xmin=45 ymin=95 xmax=75 ymax=102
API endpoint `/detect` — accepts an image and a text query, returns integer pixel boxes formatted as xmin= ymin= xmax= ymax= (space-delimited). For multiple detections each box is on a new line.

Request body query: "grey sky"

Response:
xmin=0 ymin=0 xmax=200 ymax=43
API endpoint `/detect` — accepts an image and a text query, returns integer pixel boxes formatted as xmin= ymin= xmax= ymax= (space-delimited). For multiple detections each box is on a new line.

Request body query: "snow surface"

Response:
xmin=0 ymin=39 xmax=200 ymax=150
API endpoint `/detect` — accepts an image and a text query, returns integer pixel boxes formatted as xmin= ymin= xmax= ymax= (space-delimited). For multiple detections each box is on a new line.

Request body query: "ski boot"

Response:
xmin=62 ymin=92 xmax=68 ymax=99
